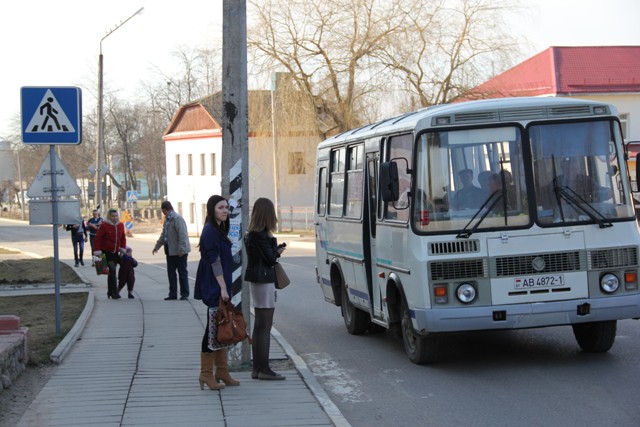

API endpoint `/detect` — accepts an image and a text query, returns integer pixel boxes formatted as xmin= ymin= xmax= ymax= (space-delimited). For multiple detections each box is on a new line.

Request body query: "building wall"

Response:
xmin=250 ymin=134 xmax=318 ymax=210
xmin=566 ymin=94 xmax=640 ymax=142
xmin=0 ymin=140 xmax=13 ymax=183
xmin=165 ymin=132 xmax=319 ymax=235
xmin=165 ymin=135 xmax=222 ymax=235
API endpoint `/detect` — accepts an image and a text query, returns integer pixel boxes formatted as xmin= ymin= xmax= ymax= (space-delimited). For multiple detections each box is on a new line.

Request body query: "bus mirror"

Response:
xmin=380 ymin=161 xmax=399 ymax=202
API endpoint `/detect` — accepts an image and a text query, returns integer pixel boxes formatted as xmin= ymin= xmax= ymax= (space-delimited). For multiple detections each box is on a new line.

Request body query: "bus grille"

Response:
xmin=549 ymin=106 xmax=596 ymax=117
xmin=588 ymin=247 xmax=638 ymax=269
xmin=430 ymin=240 xmax=479 ymax=255
xmin=495 ymin=251 xmax=583 ymax=277
xmin=500 ymin=108 xmax=546 ymax=120
xmin=430 ymin=259 xmax=487 ymax=280
xmin=453 ymin=112 xmax=497 ymax=123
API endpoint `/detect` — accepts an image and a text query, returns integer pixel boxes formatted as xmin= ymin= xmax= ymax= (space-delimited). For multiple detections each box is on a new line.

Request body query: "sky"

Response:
xmin=1 ymin=0 xmax=639 ymax=140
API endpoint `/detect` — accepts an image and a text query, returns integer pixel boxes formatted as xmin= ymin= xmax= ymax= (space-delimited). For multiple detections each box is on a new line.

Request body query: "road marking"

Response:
xmin=305 ymin=352 xmax=371 ymax=403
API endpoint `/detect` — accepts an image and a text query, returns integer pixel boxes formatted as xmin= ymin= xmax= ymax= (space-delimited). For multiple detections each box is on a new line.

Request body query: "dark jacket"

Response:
xmin=65 ymin=222 xmax=87 ymax=238
xmin=194 ymin=223 xmax=233 ymax=307
xmin=118 ymin=254 xmax=138 ymax=284
xmin=244 ymin=230 xmax=280 ymax=283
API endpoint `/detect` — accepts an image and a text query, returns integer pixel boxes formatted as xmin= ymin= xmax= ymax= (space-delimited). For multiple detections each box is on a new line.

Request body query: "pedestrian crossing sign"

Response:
xmin=21 ymin=86 xmax=82 ymax=144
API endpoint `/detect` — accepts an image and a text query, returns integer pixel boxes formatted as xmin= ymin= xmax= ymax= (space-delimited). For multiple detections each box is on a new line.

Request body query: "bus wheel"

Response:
xmin=572 ymin=320 xmax=617 ymax=353
xmin=341 ymin=284 xmax=369 ymax=335
xmin=401 ymin=302 xmax=438 ymax=364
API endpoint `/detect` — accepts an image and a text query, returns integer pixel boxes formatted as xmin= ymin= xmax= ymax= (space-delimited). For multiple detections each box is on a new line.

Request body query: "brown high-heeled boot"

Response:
xmin=214 ymin=348 xmax=240 ymax=386
xmin=199 ymin=352 xmax=225 ymax=390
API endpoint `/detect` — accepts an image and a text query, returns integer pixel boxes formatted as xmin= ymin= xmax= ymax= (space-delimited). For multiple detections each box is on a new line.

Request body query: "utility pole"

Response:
xmin=221 ymin=0 xmax=250 ymax=368
xmin=95 ymin=7 xmax=144 ymax=211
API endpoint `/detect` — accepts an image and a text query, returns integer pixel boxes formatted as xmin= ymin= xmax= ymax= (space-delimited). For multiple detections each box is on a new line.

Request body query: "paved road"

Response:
xmin=0 ymin=218 xmax=347 ymax=427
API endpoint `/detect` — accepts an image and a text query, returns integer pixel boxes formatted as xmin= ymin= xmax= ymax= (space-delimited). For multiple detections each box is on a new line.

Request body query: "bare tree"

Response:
xmin=248 ymin=0 xmax=408 ymax=138
xmin=377 ymin=0 xmax=522 ymax=108
xmin=249 ymin=0 xmax=524 ymax=134
xmin=137 ymin=109 xmax=167 ymax=205
xmin=144 ymin=45 xmax=222 ymax=123
xmin=106 ymin=100 xmax=144 ymax=205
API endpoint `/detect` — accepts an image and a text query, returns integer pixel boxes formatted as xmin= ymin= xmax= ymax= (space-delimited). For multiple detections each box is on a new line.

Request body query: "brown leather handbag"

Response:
xmin=216 ymin=299 xmax=250 ymax=345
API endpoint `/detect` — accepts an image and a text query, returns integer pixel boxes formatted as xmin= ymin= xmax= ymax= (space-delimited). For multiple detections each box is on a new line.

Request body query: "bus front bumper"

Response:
xmin=414 ymin=294 xmax=640 ymax=334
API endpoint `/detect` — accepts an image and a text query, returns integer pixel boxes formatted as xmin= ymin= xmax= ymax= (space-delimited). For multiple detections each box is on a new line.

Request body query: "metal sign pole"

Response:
xmin=49 ymin=145 xmax=62 ymax=335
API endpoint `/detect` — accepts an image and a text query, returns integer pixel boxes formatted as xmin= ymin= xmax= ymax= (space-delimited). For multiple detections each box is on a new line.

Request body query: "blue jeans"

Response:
xmin=166 ymin=254 xmax=189 ymax=298
xmin=71 ymin=235 xmax=85 ymax=262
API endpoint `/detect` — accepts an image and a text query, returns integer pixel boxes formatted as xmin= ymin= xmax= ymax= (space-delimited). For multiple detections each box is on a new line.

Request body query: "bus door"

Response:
xmin=365 ymin=152 xmax=384 ymax=321
xmin=314 ymin=160 xmax=335 ymax=303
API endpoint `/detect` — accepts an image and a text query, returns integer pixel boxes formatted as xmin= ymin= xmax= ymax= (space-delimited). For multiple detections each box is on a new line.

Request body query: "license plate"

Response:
xmin=514 ymin=274 xmax=565 ymax=290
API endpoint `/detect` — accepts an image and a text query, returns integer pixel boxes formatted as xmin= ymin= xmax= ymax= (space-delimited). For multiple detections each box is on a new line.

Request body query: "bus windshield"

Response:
xmin=413 ymin=120 xmax=634 ymax=233
xmin=414 ymin=125 xmax=529 ymax=233
xmin=531 ymin=120 xmax=633 ymax=225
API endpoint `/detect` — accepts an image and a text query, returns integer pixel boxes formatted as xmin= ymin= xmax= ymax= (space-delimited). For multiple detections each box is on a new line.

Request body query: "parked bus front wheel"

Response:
xmin=341 ymin=283 xmax=369 ymax=335
xmin=572 ymin=320 xmax=617 ymax=353
xmin=401 ymin=302 xmax=439 ymax=364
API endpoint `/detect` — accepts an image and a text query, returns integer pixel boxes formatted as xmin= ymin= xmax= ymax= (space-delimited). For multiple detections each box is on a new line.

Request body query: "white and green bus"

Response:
xmin=314 ymin=97 xmax=640 ymax=364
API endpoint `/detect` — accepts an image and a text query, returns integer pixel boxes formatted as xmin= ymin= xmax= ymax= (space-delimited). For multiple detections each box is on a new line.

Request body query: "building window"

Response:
xmin=190 ymin=203 xmax=196 ymax=224
xmin=201 ymin=204 xmax=207 ymax=223
xmin=176 ymin=154 xmax=181 ymax=175
xmin=211 ymin=153 xmax=217 ymax=175
xmin=177 ymin=202 xmax=183 ymax=217
xmin=188 ymin=154 xmax=193 ymax=175
xmin=288 ymin=152 xmax=306 ymax=175
xmin=200 ymin=153 xmax=206 ymax=175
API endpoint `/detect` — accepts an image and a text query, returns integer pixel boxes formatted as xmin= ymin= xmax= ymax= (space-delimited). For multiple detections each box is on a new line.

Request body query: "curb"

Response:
xmin=49 ymin=290 xmax=95 ymax=364
xmin=270 ymin=325 xmax=351 ymax=427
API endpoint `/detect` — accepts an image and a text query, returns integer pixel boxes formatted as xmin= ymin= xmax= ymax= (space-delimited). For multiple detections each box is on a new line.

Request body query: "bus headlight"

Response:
xmin=456 ymin=283 xmax=477 ymax=304
xmin=600 ymin=273 xmax=620 ymax=294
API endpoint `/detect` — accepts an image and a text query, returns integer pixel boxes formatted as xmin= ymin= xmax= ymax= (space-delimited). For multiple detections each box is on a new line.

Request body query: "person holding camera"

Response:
xmin=244 ymin=197 xmax=286 ymax=380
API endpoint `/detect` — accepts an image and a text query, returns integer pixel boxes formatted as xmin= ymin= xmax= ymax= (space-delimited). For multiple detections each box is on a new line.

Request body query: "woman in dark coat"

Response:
xmin=244 ymin=197 xmax=286 ymax=380
xmin=194 ymin=195 xmax=239 ymax=390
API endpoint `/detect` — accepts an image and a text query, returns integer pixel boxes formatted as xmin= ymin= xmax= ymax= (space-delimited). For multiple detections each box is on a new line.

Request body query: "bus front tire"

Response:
xmin=572 ymin=320 xmax=617 ymax=353
xmin=401 ymin=303 xmax=438 ymax=364
xmin=341 ymin=284 xmax=369 ymax=335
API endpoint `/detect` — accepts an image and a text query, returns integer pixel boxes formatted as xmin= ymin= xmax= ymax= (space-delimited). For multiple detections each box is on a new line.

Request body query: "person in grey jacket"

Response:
xmin=152 ymin=201 xmax=191 ymax=300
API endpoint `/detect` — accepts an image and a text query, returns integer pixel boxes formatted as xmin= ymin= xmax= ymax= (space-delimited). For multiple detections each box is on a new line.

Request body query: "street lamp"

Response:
xmin=94 ymin=7 xmax=144 ymax=210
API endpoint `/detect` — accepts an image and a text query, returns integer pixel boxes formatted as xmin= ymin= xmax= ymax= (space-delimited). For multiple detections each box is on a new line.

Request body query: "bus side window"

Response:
xmin=385 ymin=134 xmax=413 ymax=222
xmin=329 ymin=148 xmax=346 ymax=216
xmin=317 ymin=167 xmax=327 ymax=216
xmin=345 ymin=144 xmax=364 ymax=218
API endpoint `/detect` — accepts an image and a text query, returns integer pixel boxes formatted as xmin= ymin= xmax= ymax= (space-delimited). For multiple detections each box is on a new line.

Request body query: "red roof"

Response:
xmin=468 ymin=46 xmax=640 ymax=99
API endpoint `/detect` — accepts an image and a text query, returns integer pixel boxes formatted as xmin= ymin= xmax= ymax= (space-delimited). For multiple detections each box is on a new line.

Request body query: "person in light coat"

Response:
xmin=152 ymin=201 xmax=191 ymax=300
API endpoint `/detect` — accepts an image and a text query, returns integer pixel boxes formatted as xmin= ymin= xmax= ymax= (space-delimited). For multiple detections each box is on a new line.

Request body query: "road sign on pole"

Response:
xmin=21 ymin=87 xmax=82 ymax=145
xmin=27 ymin=152 xmax=81 ymax=198
xmin=126 ymin=190 xmax=138 ymax=202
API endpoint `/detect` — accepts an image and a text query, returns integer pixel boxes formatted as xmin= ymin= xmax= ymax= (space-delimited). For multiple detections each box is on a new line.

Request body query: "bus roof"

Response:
xmin=319 ymin=96 xmax=616 ymax=148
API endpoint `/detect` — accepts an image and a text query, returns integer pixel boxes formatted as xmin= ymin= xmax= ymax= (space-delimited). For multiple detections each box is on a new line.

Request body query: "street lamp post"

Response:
xmin=94 ymin=7 xmax=144 ymax=210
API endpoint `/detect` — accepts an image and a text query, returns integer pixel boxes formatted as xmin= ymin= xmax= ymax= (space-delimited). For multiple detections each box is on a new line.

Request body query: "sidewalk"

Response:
xmin=5 ymin=248 xmax=347 ymax=426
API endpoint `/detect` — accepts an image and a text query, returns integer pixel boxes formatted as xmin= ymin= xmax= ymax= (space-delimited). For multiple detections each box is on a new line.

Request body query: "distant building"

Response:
xmin=163 ymin=80 xmax=319 ymax=234
xmin=465 ymin=46 xmax=640 ymax=141
xmin=0 ymin=139 xmax=14 ymax=204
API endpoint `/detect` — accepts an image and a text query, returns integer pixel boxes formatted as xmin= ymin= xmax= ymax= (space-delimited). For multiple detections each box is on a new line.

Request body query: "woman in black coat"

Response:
xmin=244 ymin=197 xmax=286 ymax=380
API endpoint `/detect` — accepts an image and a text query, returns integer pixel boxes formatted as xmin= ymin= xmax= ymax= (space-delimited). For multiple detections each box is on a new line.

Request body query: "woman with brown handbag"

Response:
xmin=244 ymin=197 xmax=286 ymax=380
xmin=194 ymin=195 xmax=240 ymax=390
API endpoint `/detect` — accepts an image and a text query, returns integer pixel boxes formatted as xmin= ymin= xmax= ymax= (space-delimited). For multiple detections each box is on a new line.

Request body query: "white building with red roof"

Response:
xmin=466 ymin=46 xmax=640 ymax=141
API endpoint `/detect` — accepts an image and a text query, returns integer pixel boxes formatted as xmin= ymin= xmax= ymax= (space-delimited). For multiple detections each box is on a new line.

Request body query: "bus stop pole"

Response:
xmin=50 ymin=145 xmax=62 ymax=335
